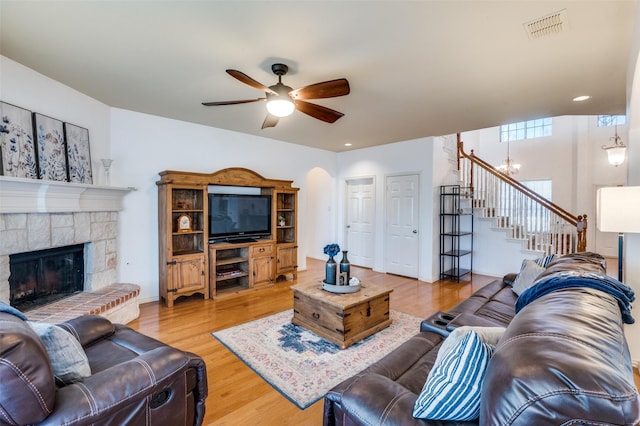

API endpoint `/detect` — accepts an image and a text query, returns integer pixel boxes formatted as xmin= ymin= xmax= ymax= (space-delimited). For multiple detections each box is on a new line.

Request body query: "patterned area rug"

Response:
xmin=211 ymin=309 xmax=422 ymax=409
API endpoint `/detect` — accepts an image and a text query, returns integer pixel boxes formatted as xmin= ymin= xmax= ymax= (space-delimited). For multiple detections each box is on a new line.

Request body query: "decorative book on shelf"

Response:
xmin=216 ymin=268 xmax=243 ymax=277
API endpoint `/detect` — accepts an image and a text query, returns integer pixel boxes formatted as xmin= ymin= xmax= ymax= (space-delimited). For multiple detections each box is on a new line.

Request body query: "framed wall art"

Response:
xmin=33 ymin=113 xmax=68 ymax=181
xmin=0 ymin=101 xmax=38 ymax=178
xmin=63 ymin=122 xmax=93 ymax=184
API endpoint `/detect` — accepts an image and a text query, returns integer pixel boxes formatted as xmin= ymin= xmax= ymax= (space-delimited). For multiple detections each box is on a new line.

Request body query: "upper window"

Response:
xmin=522 ymin=179 xmax=552 ymax=200
xmin=500 ymin=118 xmax=552 ymax=142
xmin=597 ymin=115 xmax=626 ymax=127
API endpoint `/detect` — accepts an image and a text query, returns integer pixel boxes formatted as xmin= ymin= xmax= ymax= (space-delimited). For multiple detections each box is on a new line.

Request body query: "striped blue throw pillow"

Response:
xmin=534 ymin=254 xmax=555 ymax=268
xmin=413 ymin=329 xmax=495 ymax=421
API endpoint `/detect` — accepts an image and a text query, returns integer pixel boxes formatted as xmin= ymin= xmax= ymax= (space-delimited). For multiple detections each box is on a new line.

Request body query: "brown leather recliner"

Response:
xmin=0 ymin=312 xmax=207 ymax=425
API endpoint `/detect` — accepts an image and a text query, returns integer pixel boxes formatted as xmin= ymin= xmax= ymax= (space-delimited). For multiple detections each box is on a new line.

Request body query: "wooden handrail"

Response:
xmin=456 ymin=134 xmax=578 ymax=226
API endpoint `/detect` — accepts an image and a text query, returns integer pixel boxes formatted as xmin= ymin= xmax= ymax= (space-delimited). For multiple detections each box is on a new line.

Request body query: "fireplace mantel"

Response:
xmin=0 ymin=176 xmax=135 ymax=213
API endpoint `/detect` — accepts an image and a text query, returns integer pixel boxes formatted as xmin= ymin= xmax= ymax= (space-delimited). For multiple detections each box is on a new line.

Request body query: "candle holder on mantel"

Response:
xmin=101 ymin=159 xmax=113 ymax=185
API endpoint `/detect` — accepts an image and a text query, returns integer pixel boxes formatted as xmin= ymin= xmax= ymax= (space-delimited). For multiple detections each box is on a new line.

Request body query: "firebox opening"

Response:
xmin=9 ymin=244 xmax=85 ymax=312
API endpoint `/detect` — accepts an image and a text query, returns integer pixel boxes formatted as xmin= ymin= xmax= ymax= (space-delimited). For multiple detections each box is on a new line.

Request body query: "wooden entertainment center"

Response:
xmin=157 ymin=168 xmax=298 ymax=307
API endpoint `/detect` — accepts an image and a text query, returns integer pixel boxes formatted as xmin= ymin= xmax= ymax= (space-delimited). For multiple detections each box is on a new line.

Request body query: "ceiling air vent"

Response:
xmin=524 ymin=9 xmax=568 ymax=40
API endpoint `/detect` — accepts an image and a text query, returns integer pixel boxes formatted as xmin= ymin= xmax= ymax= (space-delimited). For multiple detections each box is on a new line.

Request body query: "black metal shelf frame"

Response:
xmin=439 ymin=185 xmax=473 ymax=282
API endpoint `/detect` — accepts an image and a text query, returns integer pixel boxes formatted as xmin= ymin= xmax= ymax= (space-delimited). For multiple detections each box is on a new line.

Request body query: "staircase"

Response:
xmin=454 ymin=134 xmax=586 ymax=256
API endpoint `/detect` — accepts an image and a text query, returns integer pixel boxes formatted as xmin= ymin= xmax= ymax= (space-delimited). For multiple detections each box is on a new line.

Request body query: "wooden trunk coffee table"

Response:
xmin=291 ymin=281 xmax=393 ymax=349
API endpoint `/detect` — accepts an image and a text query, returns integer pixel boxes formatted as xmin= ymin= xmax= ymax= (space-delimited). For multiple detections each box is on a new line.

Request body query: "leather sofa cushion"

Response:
xmin=0 ymin=313 xmax=56 ymax=425
xmin=481 ymin=287 xmax=640 ymax=425
xmin=448 ymin=279 xmax=517 ymax=327
xmin=362 ymin=332 xmax=444 ymax=394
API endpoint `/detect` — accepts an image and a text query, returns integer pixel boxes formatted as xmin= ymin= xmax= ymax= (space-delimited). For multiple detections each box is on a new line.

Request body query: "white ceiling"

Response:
xmin=0 ymin=1 xmax=635 ymax=152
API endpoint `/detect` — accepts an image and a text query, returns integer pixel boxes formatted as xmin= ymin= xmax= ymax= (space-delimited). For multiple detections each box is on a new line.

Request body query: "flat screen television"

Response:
xmin=208 ymin=193 xmax=271 ymax=242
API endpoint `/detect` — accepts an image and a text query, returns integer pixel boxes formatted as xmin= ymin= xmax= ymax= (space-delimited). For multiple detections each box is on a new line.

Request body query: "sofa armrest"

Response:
xmin=446 ymin=312 xmax=506 ymax=329
xmin=324 ymin=373 xmax=436 ymax=426
xmin=40 ymin=346 xmax=199 ymax=425
xmin=186 ymin=352 xmax=208 ymax=426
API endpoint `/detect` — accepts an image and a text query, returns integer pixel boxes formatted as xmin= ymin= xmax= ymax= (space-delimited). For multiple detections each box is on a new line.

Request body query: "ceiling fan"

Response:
xmin=202 ymin=63 xmax=350 ymax=129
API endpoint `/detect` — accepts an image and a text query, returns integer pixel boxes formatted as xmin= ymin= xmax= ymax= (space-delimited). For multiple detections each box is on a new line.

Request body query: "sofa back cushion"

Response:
xmin=0 ymin=312 xmax=56 ymax=425
xmin=535 ymin=251 xmax=606 ymax=282
xmin=480 ymin=287 xmax=640 ymax=425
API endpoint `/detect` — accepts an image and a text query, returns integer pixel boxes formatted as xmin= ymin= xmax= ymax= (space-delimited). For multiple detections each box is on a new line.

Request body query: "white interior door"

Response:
xmin=385 ymin=174 xmax=419 ymax=278
xmin=345 ymin=177 xmax=375 ymax=268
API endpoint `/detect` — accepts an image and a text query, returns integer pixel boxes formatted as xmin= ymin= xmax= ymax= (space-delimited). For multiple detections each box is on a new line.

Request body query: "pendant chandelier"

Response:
xmin=496 ymin=141 xmax=521 ymax=175
xmin=601 ymin=124 xmax=627 ymax=166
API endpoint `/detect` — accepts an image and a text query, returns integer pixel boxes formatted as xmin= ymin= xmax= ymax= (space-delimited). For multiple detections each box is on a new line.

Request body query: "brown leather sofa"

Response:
xmin=324 ymin=252 xmax=640 ymax=425
xmin=0 ymin=313 xmax=207 ymax=425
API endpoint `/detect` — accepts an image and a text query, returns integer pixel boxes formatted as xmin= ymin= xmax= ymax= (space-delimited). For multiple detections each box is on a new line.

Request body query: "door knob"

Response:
xmin=413 ymin=230 xmax=418 ymax=234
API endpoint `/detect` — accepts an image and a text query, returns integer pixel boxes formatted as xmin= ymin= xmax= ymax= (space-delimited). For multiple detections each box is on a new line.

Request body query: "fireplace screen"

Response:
xmin=9 ymin=244 xmax=84 ymax=311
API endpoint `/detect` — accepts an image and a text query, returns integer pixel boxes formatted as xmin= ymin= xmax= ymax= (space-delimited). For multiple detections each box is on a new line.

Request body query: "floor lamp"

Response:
xmin=596 ymin=186 xmax=640 ymax=282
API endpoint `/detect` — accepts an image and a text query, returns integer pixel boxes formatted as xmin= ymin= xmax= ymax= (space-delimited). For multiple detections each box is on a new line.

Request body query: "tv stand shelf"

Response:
xmin=209 ymin=240 xmax=274 ymax=297
xmin=216 ymin=255 xmax=248 ymax=266
xmin=157 ymin=168 xmax=298 ymax=306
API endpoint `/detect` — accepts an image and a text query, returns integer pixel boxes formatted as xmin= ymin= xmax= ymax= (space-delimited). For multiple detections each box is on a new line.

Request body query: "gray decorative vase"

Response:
xmin=340 ymin=250 xmax=351 ymax=285
xmin=325 ymin=256 xmax=337 ymax=285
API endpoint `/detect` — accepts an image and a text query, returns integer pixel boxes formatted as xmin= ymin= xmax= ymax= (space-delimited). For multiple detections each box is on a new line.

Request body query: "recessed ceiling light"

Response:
xmin=573 ymin=95 xmax=591 ymax=102
xmin=344 ymin=143 xmax=352 ymax=147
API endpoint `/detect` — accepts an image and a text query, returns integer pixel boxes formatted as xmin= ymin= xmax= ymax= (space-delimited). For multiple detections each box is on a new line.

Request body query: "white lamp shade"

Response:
xmin=605 ymin=146 xmax=626 ymax=166
xmin=266 ymin=99 xmax=295 ymax=117
xmin=597 ymin=186 xmax=640 ymax=233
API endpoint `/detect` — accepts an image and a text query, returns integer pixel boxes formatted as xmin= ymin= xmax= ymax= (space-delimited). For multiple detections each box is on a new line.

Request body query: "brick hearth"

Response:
xmin=24 ymin=283 xmax=140 ymax=324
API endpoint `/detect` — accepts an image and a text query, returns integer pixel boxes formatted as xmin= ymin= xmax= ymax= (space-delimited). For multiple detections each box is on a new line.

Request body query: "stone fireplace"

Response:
xmin=0 ymin=176 xmax=139 ymax=323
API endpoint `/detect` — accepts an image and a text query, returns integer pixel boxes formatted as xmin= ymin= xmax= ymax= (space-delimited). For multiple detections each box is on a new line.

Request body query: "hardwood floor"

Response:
xmin=127 ymin=258 xmax=640 ymax=425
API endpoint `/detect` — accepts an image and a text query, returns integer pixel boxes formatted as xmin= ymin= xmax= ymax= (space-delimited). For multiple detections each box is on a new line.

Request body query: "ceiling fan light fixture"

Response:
xmin=203 ymin=63 xmax=349 ymax=128
xmin=266 ymin=98 xmax=295 ymax=117
xmin=266 ymin=82 xmax=295 ymax=117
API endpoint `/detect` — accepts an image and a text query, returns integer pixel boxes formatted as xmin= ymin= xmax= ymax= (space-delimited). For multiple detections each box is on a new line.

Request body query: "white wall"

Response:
xmin=0 ymin=56 xmax=112 ymax=174
xmin=305 ymin=167 xmax=335 ymax=260
xmin=110 ymin=109 xmax=337 ymax=302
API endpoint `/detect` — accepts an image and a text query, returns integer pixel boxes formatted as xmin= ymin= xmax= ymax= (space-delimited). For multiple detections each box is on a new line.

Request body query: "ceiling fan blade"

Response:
xmin=294 ymin=100 xmax=344 ymax=123
xmin=226 ymin=69 xmax=278 ymax=95
xmin=261 ymin=113 xmax=279 ymax=129
xmin=289 ymin=79 xmax=350 ymax=100
xmin=202 ymin=98 xmax=266 ymax=106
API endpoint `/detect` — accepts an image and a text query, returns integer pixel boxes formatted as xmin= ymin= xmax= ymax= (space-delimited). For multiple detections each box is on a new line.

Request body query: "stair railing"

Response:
xmin=457 ymin=134 xmax=587 ymax=255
